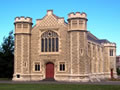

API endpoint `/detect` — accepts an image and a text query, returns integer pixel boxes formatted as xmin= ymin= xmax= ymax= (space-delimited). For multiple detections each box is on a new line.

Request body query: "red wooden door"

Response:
xmin=46 ymin=62 xmax=54 ymax=79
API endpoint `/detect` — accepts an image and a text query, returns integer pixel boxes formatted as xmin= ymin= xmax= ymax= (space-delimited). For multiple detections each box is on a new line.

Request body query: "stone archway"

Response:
xmin=46 ymin=62 xmax=54 ymax=79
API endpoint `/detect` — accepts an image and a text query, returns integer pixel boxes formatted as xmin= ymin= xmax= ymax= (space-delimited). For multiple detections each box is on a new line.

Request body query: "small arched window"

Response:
xmin=41 ymin=30 xmax=59 ymax=52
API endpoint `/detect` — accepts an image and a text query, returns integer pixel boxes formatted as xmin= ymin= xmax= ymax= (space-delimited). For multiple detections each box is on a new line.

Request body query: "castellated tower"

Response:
xmin=13 ymin=17 xmax=33 ymax=81
xmin=102 ymin=43 xmax=117 ymax=78
xmin=68 ymin=12 xmax=90 ymax=82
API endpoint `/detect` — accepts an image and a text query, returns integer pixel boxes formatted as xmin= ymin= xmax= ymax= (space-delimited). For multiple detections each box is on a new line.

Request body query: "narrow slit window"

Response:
xmin=56 ymin=38 xmax=58 ymax=52
xmin=23 ymin=24 xmax=28 ymax=28
xmin=49 ymin=38 xmax=51 ymax=52
xmin=45 ymin=38 xmax=47 ymax=52
xmin=17 ymin=24 xmax=21 ymax=28
xmin=110 ymin=49 xmax=114 ymax=56
xmin=41 ymin=38 xmax=44 ymax=52
xmin=38 ymin=64 xmax=40 ymax=71
xmin=52 ymin=38 xmax=55 ymax=52
xmin=35 ymin=64 xmax=38 ymax=71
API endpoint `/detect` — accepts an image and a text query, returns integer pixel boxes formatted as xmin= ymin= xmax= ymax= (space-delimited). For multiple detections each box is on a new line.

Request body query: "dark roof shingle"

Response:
xmin=87 ymin=32 xmax=110 ymax=44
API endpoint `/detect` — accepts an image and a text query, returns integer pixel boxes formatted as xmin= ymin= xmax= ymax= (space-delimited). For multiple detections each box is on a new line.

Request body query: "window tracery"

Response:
xmin=41 ymin=30 xmax=59 ymax=52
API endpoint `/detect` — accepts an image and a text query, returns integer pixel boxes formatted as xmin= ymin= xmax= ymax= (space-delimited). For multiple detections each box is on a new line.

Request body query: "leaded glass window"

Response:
xmin=41 ymin=30 xmax=59 ymax=52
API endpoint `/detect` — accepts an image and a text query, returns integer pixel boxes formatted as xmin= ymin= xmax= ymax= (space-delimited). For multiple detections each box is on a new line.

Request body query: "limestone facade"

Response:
xmin=116 ymin=55 xmax=120 ymax=69
xmin=13 ymin=10 xmax=117 ymax=82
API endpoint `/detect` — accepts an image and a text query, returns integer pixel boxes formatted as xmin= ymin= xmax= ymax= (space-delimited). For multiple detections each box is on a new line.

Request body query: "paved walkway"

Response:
xmin=0 ymin=80 xmax=120 ymax=85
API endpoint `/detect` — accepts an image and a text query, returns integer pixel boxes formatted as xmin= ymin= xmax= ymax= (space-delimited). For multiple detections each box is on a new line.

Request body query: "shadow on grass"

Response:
xmin=0 ymin=78 xmax=11 ymax=81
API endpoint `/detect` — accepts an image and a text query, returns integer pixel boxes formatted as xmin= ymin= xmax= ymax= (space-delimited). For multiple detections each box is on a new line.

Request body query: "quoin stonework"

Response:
xmin=13 ymin=10 xmax=117 ymax=82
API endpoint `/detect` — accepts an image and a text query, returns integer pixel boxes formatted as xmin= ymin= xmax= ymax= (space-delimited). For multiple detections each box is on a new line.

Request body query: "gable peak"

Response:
xmin=47 ymin=10 xmax=53 ymax=15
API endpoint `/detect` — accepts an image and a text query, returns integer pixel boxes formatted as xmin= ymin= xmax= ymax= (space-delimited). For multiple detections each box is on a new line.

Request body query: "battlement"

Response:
xmin=15 ymin=16 xmax=32 ymax=23
xmin=102 ymin=43 xmax=116 ymax=47
xmin=68 ymin=12 xmax=87 ymax=19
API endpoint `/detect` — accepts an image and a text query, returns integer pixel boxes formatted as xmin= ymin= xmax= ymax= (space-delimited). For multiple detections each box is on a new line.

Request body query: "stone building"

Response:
xmin=13 ymin=10 xmax=117 ymax=82
xmin=116 ymin=55 xmax=120 ymax=69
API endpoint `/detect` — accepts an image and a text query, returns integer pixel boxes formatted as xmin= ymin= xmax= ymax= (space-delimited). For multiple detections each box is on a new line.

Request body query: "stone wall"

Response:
xmin=13 ymin=10 xmax=117 ymax=82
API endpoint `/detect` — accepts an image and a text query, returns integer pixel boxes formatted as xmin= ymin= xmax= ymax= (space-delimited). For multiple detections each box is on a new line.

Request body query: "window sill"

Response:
xmin=58 ymin=71 xmax=66 ymax=72
xmin=33 ymin=71 xmax=41 ymax=73
xmin=40 ymin=52 xmax=60 ymax=55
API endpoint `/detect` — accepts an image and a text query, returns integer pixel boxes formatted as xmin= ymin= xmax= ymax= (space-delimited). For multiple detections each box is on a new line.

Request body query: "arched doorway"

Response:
xmin=46 ymin=62 xmax=54 ymax=79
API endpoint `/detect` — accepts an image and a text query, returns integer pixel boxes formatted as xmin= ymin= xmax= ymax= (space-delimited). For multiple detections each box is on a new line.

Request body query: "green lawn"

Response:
xmin=0 ymin=78 xmax=11 ymax=81
xmin=0 ymin=84 xmax=120 ymax=90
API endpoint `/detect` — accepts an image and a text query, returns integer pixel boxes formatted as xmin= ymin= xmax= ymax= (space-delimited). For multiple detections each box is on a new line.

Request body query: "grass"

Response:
xmin=0 ymin=78 xmax=11 ymax=81
xmin=0 ymin=84 xmax=120 ymax=90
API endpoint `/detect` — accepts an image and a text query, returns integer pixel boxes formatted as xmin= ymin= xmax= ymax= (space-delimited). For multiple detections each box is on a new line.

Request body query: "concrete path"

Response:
xmin=0 ymin=80 xmax=120 ymax=85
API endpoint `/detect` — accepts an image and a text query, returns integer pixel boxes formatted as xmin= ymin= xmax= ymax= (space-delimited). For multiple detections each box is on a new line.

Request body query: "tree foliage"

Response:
xmin=0 ymin=30 xmax=14 ymax=78
xmin=117 ymin=68 xmax=120 ymax=75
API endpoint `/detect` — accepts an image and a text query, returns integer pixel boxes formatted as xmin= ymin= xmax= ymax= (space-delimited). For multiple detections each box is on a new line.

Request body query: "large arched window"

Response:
xmin=41 ymin=30 xmax=59 ymax=52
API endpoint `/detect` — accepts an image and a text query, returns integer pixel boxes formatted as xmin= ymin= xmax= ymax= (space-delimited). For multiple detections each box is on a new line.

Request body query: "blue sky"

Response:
xmin=0 ymin=0 xmax=120 ymax=55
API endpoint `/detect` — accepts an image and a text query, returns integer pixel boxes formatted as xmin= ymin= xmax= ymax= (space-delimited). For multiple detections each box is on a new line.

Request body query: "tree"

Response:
xmin=0 ymin=30 xmax=14 ymax=78
xmin=1 ymin=31 xmax=14 ymax=54
xmin=117 ymin=68 xmax=120 ymax=75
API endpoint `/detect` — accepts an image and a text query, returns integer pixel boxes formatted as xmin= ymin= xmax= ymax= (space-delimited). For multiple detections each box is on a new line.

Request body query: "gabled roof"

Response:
xmin=36 ymin=10 xmax=67 ymax=26
xmin=87 ymin=32 xmax=100 ymax=44
xmin=87 ymin=31 xmax=110 ymax=44
xmin=98 ymin=39 xmax=110 ymax=43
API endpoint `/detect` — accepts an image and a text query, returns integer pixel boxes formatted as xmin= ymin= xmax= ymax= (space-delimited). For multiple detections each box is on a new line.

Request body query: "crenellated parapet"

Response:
xmin=102 ymin=43 xmax=116 ymax=47
xmin=68 ymin=12 xmax=88 ymax=31
xmin=15 ymin=16 xmax=32 ymax=24
xmin=14 ymin=16 xmax=33 ymax=34
xmin=68 ymin=12 xmax=87 ymax=20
